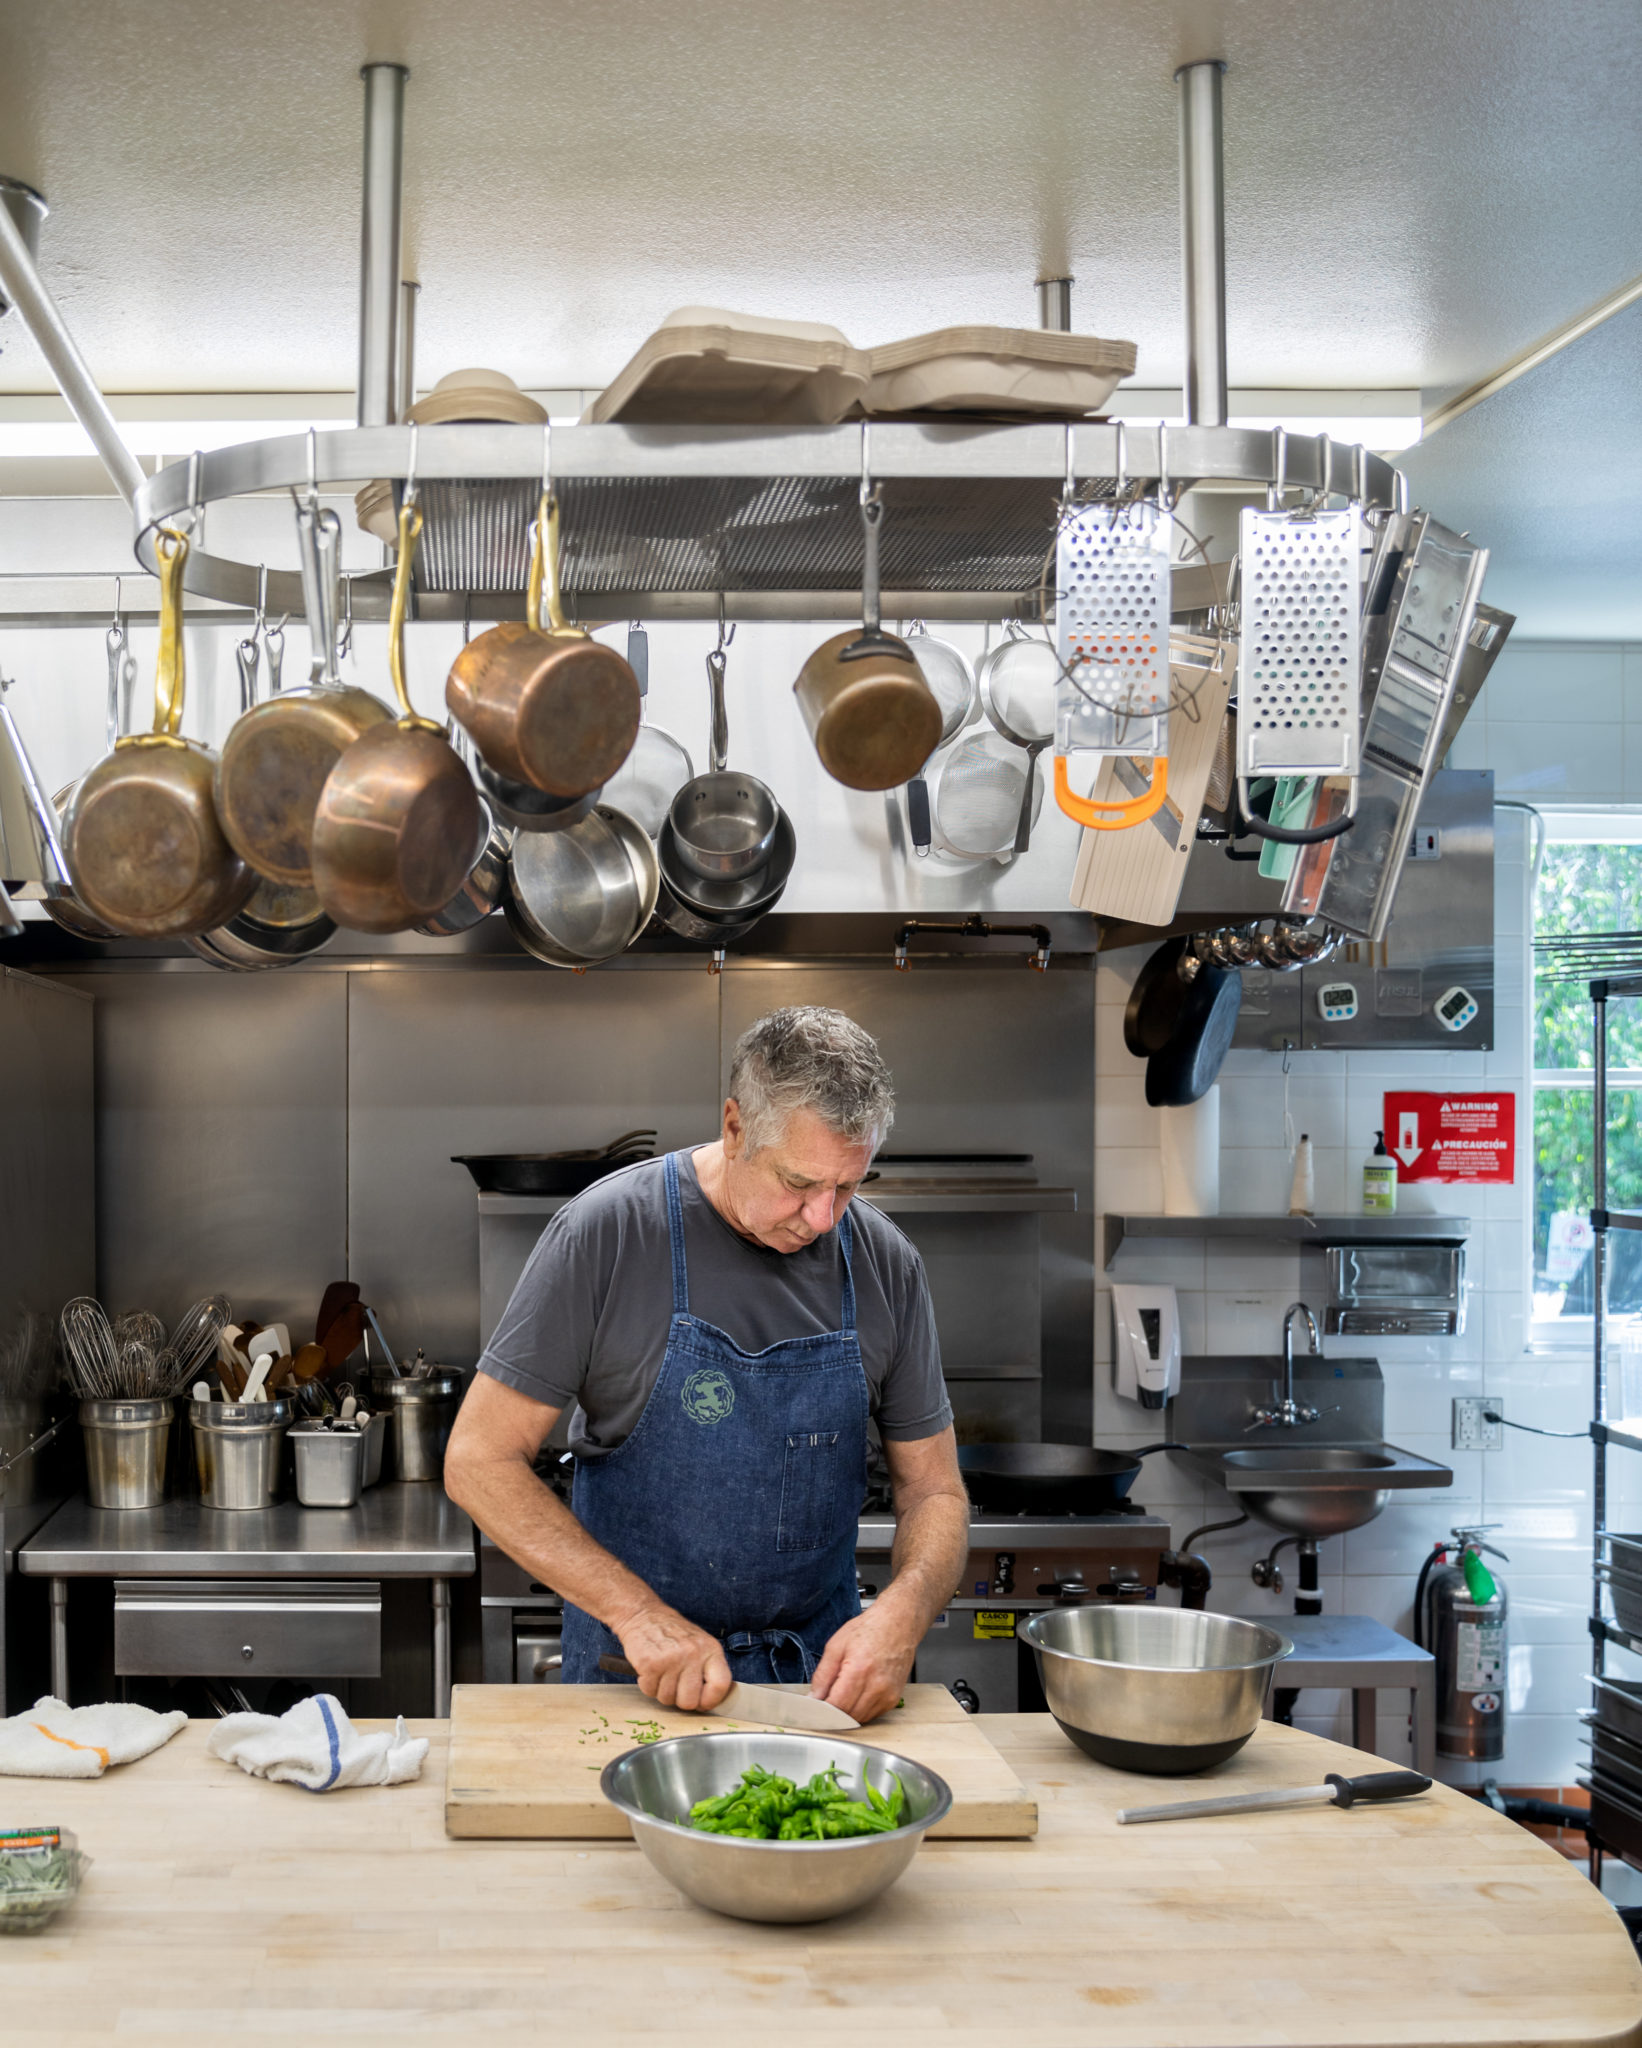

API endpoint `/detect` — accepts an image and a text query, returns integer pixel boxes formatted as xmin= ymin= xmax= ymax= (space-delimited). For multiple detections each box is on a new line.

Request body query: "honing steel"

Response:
xmin=1117 ymin=1769 xmax=1433 ymax=1825
xmin=597 ymin=1655 xmax=859 ymax=1732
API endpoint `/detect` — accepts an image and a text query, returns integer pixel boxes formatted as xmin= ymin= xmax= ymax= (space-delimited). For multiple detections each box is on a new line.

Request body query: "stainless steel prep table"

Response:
xmin=18 ymin=1485 xmax=475 ymax=1714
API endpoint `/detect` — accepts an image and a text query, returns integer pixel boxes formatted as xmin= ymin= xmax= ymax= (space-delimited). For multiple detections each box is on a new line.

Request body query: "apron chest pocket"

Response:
xmin=777 ymin=1431 xmax=841 ymax=1553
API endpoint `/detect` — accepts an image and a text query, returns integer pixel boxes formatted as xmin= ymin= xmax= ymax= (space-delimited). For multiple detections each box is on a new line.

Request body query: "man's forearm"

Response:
xmin=452 ymin=1449 xmax=670 ymax=1634
xmin=878 ymin=1487 xmax=970 ymax=1637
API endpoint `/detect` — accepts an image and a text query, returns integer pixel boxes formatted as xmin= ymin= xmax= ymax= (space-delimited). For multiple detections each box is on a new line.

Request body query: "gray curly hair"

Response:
xmin=728 ymin=1007 xmax=896 ymax=1157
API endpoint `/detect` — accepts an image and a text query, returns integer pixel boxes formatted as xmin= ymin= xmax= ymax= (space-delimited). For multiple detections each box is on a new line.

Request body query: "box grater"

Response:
xmin=1236 ymin=505 xmax=1362 ymax=779
xmin=1054 ymin=501 xmax=1171 ymax=761
xmin=1287 ymin=513 xmax=1487 ymax=941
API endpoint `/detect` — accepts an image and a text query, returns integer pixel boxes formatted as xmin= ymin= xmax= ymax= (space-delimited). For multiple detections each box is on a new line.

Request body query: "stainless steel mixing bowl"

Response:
xmin=1021 ymin=1607 xmax=1291 ymax=1776
xmin=600 ymin=1730 xmax=952 ymax=1923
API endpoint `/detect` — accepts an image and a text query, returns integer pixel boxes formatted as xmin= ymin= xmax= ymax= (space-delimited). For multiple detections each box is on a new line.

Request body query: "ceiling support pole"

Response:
xmin=396 ymin=278 xmax=420 ymax=423
xmin=1036 ymin=277 xmax=1073 ymax=332
xmin=1176 ymin=59 xmax=1228 ymax=429
xmin=0 ymin=179 xmax=144 ymax=504
xmin=357 ymin=61 xmax=409 ymax=430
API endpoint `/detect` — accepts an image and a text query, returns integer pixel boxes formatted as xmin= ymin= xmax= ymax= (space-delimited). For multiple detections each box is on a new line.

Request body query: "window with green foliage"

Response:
xmin=1534 ymin=839 xmax=1642 ymax=1332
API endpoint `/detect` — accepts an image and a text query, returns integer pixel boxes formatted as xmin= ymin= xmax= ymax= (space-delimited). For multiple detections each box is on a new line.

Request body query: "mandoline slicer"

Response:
xmin=1053 ymin=501 xmax=1172 ymax=832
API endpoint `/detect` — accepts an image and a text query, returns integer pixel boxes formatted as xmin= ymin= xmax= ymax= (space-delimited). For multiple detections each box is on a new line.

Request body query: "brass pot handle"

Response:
xmin=526 ymin=490 xmax=576 ymax=637
xmin=388 ymin=498 xmax=437 ymax=732
xmin=152 ymin=528 xmax=190 ymax=736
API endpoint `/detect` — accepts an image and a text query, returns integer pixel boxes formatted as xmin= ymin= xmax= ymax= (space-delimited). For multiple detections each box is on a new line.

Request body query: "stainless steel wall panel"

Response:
xmin=348 ymin=971 xmax=721 ymax=1365
xmin=50 ymin=970 xmax=347 ymax=1329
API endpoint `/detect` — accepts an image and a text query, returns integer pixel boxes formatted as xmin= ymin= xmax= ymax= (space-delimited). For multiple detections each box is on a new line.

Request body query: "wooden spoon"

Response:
xmin=290 ymin=1342 xmax=330 ymax=1384
xmin=320 ymin=1301 xmax=367 ymax=1371
xmin=315 ymin=1281 xmax=360 ymax=1347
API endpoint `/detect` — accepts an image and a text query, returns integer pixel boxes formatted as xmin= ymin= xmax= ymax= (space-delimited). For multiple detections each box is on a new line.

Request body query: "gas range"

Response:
xmin=855 ymin=1505 xmax=1173 ymax=1610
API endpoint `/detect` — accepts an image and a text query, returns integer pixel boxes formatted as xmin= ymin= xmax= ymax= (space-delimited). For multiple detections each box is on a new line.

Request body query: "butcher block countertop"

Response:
xmin=4 ymin=1711 xmax=1639 ymax=2048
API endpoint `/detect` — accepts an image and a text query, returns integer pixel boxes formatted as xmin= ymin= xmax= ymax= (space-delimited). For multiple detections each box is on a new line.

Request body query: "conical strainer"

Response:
xmin=975 ymin=625 xmax=1058 ymax=854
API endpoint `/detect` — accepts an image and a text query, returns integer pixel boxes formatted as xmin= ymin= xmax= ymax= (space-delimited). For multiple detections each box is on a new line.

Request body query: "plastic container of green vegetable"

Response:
xmin=0 ymin=1828 xmax=90 ymax=1934
xmin=600 ymin=1732 xmax=952 ymax=1923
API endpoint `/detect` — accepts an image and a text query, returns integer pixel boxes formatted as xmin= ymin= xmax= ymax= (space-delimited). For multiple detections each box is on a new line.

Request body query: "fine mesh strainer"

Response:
xmin=903 ymin=624 xmax=977 ymax=855
xmin=975 ymin=625 xmax=1058 ymax=854
xmin=927 ymin=729 xmax=1044 ymax=865
xmin=599 ymin=625 xmax=694 ymax=838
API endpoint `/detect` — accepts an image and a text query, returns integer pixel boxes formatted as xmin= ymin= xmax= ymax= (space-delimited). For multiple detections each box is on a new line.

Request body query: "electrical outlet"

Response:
xmin=1453 ymin=1396 xmax=1504 ymax=1451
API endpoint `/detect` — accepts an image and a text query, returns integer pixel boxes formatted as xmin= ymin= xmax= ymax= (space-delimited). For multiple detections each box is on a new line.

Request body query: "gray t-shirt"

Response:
xmin=478 ymin=1150 xmax=952 ymax=1457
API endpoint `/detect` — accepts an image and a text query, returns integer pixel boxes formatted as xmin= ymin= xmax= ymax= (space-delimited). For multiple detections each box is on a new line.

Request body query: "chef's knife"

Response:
xmin=1117 ymin=1769 xmax=1432 ymax=1826
xmin=596 ymin=1654 xmax=859 ymax=1732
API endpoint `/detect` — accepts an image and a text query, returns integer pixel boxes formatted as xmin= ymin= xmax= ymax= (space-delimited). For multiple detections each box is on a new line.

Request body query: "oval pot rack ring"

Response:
xmin=128 ymin=423 xmax=1409 ymax=624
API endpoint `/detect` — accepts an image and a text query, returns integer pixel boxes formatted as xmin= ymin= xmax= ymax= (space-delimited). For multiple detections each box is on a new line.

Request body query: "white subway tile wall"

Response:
xmin=1089 ymin=651 xmax=1639 ymax=1787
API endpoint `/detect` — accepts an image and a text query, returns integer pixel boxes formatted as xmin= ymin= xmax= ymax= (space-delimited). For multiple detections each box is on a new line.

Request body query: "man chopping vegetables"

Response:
xmin=445 ymin=1006 xmax=970 ymax=1724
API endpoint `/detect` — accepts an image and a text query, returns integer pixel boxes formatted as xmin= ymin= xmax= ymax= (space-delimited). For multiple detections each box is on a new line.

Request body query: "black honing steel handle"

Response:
xmin=599 ymin=1654 xmax=640 ymax=1677
xmin=1325 ymin=1770 xmax=1432 ymax=1808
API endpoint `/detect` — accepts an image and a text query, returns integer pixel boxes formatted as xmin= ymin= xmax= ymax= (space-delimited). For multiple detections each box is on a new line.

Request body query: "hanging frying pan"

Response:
xmin=1122 ymin=936 xmax=1194 ymax=1058
xmin=1145 ymin=965 xmax=1242 ymax=1108
xmin=957 ymin=1442 xmax=1174 ymax=1516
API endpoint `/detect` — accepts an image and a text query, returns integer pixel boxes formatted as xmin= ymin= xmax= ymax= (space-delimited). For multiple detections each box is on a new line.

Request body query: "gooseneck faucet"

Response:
xmin=1250 ymin=1302 xmax=1323 ymax=1429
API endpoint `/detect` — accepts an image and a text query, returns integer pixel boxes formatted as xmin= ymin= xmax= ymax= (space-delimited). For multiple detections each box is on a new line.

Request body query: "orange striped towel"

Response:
xmin=0 ymin=1697 xmax=186 ymax=1778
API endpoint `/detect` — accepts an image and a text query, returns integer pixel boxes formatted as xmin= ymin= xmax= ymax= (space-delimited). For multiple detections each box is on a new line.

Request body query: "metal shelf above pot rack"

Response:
xmin=128 ymin=419 xmax=1406 ymax=627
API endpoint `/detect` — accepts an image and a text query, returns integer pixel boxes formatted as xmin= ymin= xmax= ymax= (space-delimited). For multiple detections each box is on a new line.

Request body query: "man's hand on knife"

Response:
xmin=614 ymin=1603 xmax=732 ymax=1711
xmin=809 ymin=1602 xmax=920 ymax=1726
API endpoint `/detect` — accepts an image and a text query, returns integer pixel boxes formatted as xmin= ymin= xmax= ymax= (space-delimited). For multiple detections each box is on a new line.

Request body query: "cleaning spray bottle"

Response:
xmin=1363 ymin=1130 xmax=1398 ymax=1214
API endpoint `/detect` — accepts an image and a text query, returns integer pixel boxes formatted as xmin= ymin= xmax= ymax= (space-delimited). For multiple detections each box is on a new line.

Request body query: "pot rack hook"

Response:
xmin=402 ymin=419 xmax=420 ymax=509
xmin=1313 ymin=431 xmax=1334 ymax=510
xmin=541 ymin=418 xmax=554 ymax=506
xmin=1156 ymin=419 xmax=1171 ymax=509
xmin=1062 ymin=421 xmax=1077 ymax=509
xmin=1114 ymin=417 xmax=1129 ymax=499
xmin=303 ymin=424 xmax=320 ymax=509
xmin=1267 ymin=425 xmax=1289 ymax=512
xmin=714 ymin=586 xmax=735 ymax=653
xmin=859 ymin=418 xmax=873 ymax=503
xmin=254 ymin=562 xmax=268 ymax=636
xmin=338 ymin=571 xmax=355 ymax=664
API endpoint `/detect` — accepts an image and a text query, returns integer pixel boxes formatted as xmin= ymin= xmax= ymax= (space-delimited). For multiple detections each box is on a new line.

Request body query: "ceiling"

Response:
xmin=0 ymin=0 xmax=1638 ymax=631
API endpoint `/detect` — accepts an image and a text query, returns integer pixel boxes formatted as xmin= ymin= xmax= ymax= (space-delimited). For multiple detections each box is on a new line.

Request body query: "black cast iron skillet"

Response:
xmin=957 ymin=1442 xmax=1174 ymax=1517
xmin=1145 ymin=965 xmax=1242 ymax=1108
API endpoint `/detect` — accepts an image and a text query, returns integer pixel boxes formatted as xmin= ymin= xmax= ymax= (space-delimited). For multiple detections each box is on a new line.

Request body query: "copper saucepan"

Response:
xmin=65 ymin=531 xmax=257 ymax=938
xmin=446 ymin=491 xmax=640 ymax=798
xmin=310 ymin=500 xmax=484 ymax=934
xmin=793 ymin=490 xmax=942 ymax=792
xmin=213 ymin=497 xmax=392 ymax=886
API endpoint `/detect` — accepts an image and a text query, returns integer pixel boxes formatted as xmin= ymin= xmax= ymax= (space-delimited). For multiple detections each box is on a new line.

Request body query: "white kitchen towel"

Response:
xmin=0 ymin=1696 xmax=186 ymax=1778
xmin=206 ymin=1694 xmax=427 ymax=1791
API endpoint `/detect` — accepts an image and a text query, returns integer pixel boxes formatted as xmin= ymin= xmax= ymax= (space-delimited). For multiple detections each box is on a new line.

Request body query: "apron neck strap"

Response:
xmin=663 ymin=1151 xmax=690 ymax=1316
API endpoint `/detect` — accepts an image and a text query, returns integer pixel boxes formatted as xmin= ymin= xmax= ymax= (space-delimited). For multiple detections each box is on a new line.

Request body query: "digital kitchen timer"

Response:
xmin=1434 ymin=985 xmax=1479 ymax=1032
xmin=1316 ymin=982 xmax=1359 ymax=1022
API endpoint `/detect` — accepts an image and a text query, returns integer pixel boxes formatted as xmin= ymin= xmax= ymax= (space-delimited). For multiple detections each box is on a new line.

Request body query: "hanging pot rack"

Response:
xmin=122 ymin=418 xmax=1406 ymax=628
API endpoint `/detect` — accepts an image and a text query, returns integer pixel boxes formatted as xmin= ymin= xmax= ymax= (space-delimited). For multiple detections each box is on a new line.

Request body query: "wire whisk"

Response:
xmin=59 ymin=1294 xmax=232 ymax=1401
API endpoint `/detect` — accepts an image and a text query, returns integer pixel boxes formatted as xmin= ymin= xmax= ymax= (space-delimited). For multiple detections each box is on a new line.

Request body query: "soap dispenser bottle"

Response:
xmin=1363 ymin=1130 xmax=1398 ymax=1214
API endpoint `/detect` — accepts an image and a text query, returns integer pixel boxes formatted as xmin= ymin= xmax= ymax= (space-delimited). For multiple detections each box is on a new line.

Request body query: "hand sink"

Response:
xmin=1169 ymin=1441 xmax=1452 ymax=1540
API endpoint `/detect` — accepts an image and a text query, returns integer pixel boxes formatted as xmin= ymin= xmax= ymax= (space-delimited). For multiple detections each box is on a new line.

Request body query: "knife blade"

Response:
xmin=596 ymin=1655 xmax=859 ymax=1732
xmin=1117 ymin=1769 xmax=1432 ymax=1826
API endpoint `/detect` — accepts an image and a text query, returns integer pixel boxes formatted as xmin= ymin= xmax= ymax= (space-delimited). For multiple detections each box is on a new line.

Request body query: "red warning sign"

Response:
xmin=1382 ymin=1092 xmax=1516 ymax=1185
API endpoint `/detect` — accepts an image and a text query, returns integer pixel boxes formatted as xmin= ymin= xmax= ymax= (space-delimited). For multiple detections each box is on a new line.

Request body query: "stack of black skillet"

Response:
xmin=1124 ymin=936 xmax=1242 ymax=1107
xmin=652 ymin=639 xmax=795 ymax=950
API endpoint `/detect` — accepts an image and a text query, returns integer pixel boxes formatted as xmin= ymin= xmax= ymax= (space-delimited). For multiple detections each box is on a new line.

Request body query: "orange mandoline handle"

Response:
xmin=1054 ymin=752 xmax=1169 ymax=831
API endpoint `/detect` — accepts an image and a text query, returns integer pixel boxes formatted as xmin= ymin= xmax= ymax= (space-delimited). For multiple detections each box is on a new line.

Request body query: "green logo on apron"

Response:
xmin=681 ymin=1367 xmax=735 ymax=1426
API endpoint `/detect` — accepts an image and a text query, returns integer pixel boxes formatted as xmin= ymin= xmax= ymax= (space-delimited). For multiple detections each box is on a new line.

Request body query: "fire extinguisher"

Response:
xmin=1414 ymin=1526 xmax=1509 ymax=1761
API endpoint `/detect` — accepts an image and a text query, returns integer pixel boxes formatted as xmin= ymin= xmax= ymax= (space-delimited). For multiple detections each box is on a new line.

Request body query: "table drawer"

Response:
xmin=114 ymin=1579 xmax=381 ymax=1678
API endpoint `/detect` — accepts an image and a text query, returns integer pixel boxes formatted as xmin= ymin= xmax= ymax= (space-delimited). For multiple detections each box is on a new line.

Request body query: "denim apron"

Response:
xmin=559 ymin=1151 xmax=868 ymax=1686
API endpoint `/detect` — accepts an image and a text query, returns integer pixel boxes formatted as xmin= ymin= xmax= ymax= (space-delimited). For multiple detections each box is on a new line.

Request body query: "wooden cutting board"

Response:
xmin=444 ymin=1682 xmax=1038 ymax=1841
